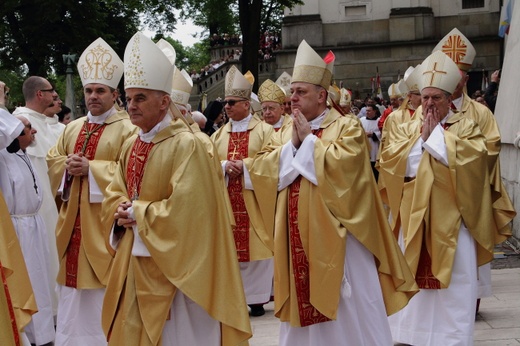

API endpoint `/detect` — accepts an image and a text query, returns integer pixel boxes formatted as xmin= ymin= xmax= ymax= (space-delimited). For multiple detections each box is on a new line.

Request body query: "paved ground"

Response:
xmin=248 ymin=242 xmax=520 ymax=346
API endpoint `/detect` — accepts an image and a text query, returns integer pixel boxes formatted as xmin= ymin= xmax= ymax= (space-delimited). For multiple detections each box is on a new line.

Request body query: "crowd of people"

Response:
xmin=0 ymin=27 xmax=515 ymax=346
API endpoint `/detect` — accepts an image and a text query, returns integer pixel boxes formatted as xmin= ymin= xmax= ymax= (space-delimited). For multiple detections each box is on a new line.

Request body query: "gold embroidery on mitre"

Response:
xmin=293 ymin=65 xmax=332 ymax=89
xmin=80 ymin=44 xmax=119 ymax=82
xmin=259 ymin=79 xmax=285 ymax=104
xmin=170 ymin=91 xmax=190 ymax=106
xmin=124 ymin=34 xmax=148 ymax=88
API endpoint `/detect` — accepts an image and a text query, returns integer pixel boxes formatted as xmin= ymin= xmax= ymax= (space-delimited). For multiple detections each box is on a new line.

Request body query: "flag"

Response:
xmin=481 ymin=70 xmax=489 ymax=91
xmin=376 ymin=67 xmax=383 ymax=99
xmin=499 ymin=0 xmax=513 ymax=37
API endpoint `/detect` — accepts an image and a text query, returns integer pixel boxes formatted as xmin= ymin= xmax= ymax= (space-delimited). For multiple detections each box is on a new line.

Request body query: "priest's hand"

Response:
xmin=227 ymin=160 xmax=243 ymax=179
xmin=292 ymin=109 xmax=311 ymax=148
xmin=66 ymin=152 xmax=89 ymax=176
xmin=421 ymin=106 xmax=441 ymax=142
xmin=114 ymin=201 xmax=135 ymax=228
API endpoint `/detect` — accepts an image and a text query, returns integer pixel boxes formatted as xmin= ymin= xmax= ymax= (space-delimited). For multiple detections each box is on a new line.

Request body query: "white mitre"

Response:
xmin=292 ymin=40 xmax=335 ymax=90
xmin=404 ymin=65 xmax=421 ymax=92
xmin=432 ymin=28 xmax=476 ymax=72
xmin=418 ymin=51 xmax=462 ymax=94
xmin=124 ymin=32 xmax=174 ymax=94
xmin=77 ymin=37 xmax=123 ymax=88
xmin=171 ymin=68 xmax=193 ymax=106
xmin=225 ymin=65 xmax=252 ymax=100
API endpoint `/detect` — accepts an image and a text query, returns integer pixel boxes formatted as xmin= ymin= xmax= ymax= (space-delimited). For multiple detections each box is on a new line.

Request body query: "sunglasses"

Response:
xmin=222 ymin=99 xmax=246 ymax=107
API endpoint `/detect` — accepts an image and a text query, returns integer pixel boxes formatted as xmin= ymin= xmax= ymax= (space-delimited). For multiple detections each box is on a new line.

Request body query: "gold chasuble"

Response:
xmin=211 ymin=116 xmax=275 ymax=261
xmin=248 ymin=108 xmax=418 ymax=327
xmin=101 ymin=119 xmax=251 ymax=346
xmin=47 ymin=110 xmax=137 ymax=288
xmin=457 ymin=94 xmax=515 ymax=239
xmin=379 ymin=113 xmax=500 ymax=288
xmin=0 ymin=191 xmax=37 ymax=344
xmin=377 ymin=106 xmax=416 ymax=231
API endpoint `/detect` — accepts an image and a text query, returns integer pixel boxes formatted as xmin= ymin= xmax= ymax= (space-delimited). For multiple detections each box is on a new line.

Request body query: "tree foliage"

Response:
xmin=180 ymin=0 xmax=302 ymax=91
xmin=0 ymin=0 xmax=183 ymax=77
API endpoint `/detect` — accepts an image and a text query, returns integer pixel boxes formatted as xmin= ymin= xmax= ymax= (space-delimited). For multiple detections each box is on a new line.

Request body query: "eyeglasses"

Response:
xmin=24 ymin=124 xmax=32 ymax=130
xmin=39 ymin=88 xmax=55 ymax=93
xmin=222 ymin=99 xmax=246 ymax=107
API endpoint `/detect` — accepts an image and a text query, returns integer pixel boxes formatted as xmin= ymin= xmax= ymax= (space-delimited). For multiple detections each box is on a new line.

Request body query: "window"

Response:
xmin=345 ymin=5 xmax=366 ymax=17
xmin=462 ymin=0 xmax=484 ymax=9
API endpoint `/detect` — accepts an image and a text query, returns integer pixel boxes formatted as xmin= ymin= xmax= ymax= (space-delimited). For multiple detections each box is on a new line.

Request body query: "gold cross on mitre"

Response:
xmin=422 ymin=62 xmax=447 ymax=85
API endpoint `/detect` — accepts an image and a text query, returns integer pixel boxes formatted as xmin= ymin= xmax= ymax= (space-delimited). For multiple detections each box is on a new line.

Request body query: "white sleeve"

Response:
xmin=292 ymin=134 xmax=318 ymax=185
xmin=423 ymin=124 xmax=448 ymax=166
xmin=0 ymin=109 xmax=23 ymax=149
xmin=406 ymin=138 xmax=424 ymax=177
xmin=127 ymin=206 xmax=151 ymax=257
xmin=88 ymin=168 xmax=104 ymax=203
xmin=278 ymin=142 xmax=300 ymax=191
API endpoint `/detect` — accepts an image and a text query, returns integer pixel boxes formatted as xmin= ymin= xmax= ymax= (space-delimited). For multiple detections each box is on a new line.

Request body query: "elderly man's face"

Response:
xmin=421 ymin=87 xmax=451 ymax=120
xmin=262 ymin=101 xmax=284 ymax=126
xmin=125 ymin=88 xmax=170 ymax=133
xmin=18 ymin=117 xmax=37 ymax=149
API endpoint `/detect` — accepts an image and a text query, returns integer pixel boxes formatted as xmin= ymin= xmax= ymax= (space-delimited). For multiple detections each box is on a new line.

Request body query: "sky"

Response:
xmin=144 ymin=18 xmax=205 ymax=48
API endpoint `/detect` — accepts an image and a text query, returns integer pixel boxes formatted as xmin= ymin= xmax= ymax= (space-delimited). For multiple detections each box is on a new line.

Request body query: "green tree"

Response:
xmin=181 ymin=0 xmax=302 ymax=91
xmin=0 ymin=0 xmax=183 ymax=77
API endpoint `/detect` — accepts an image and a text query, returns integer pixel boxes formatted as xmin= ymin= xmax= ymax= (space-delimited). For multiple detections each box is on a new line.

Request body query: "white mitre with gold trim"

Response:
xmin=292 ymin=40 xmax=335 ymax=90
xmin=404 ymin=65 xmax=421 ymax=92
xmin=225 ymin=65 xmax=252 ymax=100
xmin=275 ymin=71 xmax=292 ymax=95
xmin=432 ymin=28 xmax=476 ymax=72
xmin=77 ymin=37 xmax=123 ymax=89
xmin=418 ymin=51 xmax=461 ymax=94
xmin=171 ymin=68 xmax=193 ymax=106
xmin=124 ymin=32 xmax=174 ymax=94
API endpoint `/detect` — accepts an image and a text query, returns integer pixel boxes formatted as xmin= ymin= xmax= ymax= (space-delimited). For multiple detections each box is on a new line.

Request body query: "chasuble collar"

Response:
xmin=272 ymin=116 xmax=283 ymax=129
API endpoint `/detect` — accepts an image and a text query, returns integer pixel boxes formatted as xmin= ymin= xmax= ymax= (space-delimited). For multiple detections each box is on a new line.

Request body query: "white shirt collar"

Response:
xmin=138 ymin=113 xmax=172 ymax=143
xmin=272 ymin=116 xmax=283 ymax=129
xmin=308 ymin=109 xmax=329 ymax=130
xmin=230 ymin=114 xmax=252 ymax=132
xmin=87 ymin=106 xmax=117 ymax=124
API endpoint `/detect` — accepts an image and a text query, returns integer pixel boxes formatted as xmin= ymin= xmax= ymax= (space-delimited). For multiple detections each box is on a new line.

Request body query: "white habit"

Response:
xmin=0 ymin=148 xmax=55 ymax=345
xmin=13 ymin=107 xmax=63 ymax=313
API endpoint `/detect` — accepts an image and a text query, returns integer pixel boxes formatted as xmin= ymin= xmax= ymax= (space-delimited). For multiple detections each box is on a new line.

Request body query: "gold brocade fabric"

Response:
xmin=248 ymin=108 xmax=418 ymax=327
xmin=0 ymin=191 xmax=37 ymax=339
xmin=211 ymin=116 xmax=275 ymax=261
xmin=0 ymin=262 xmax=19 ymax=346
xmin=101 ymin=119 xmax=252 ymax=346
xmin=379 ymin=114 xmax=498 ymax=288
xmin=47 ymin=110 xmax=138 ymax=288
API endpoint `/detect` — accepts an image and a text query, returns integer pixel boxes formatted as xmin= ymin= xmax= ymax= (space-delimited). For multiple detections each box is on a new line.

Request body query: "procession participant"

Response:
xmin=101 ymin=32 xmax=251 ymax=345
xmin=248 ymin=39 xmax=418 ymax=346
xmin=380 ymin=50 xmax=500 ymax=345
xmin=211 ymin=65 xmax=275 ymax=317
xmin=47 ymin=37 xmax=137 ymax=345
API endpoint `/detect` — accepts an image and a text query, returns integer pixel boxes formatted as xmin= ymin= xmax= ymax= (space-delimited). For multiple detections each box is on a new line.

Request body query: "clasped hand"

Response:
xmin=291 ymin=109 xmax=311 ymax=149
xmin=65 ymin=153 xmax=89 ymax=176
xmin=421 ymin=107 xmax=441 ymax=142
xmin=114 ymin=201 xmax=135 ymax=228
